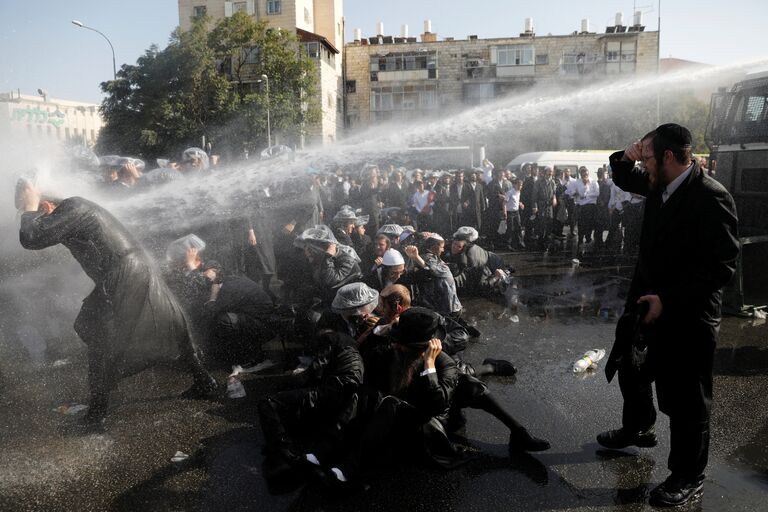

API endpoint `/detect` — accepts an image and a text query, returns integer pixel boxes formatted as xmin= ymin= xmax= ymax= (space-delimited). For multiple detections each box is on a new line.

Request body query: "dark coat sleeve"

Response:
xmin=19 ymin=201 xmax=80 ymax=250
xmin=413 ymin=352 xmax=458 ymax=418
xmin=609 ymin=151 xmax=652 ymax=197
xmin=316 ymin=252 xmax=360 ymax=289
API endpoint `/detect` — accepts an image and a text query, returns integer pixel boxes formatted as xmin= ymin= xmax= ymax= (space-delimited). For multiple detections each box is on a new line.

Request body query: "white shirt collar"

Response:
xmin=662 ymin=163 xmax=694 ymax=203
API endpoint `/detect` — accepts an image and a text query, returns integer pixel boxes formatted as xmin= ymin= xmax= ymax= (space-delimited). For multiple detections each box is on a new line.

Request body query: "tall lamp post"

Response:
xmin=258 ymin=74 xmax=272 ymax=148
xmin=71 ymin=20 xmax=117 ymax=80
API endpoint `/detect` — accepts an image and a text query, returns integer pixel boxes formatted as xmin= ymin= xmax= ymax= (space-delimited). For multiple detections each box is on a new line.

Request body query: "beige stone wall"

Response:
xmin=313 ymin=0 xmax=344 ymax=52
xmin=307 ymin=57 xmax=343 ymax=144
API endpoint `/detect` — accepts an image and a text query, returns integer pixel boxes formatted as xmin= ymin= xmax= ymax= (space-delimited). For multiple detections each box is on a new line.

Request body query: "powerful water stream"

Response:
xmin=0 ymin=57 xmax=766 ymax=372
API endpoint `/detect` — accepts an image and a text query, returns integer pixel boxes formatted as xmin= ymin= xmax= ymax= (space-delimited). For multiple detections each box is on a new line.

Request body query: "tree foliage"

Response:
xmin=97 ymin=13 xmax=320 ymax=160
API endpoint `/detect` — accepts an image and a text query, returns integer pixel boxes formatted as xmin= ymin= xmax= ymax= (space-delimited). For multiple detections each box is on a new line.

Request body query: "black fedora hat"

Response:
xmin=390 ymin=307 xmax=441 ymax=349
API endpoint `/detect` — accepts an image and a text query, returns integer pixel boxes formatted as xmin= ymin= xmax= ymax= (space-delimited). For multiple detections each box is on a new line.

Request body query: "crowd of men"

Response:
xmin=17 ymin=126 xmax=732 ymax=506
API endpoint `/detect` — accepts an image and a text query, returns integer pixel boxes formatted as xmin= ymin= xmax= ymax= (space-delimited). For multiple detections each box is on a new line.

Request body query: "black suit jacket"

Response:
xmin=610 ymin=151 xmax=738 ymax=325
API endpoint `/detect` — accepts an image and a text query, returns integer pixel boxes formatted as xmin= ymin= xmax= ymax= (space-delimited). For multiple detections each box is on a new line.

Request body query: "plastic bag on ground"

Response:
xmin=226 ymin=377 xmax=246 ymax=399
xmin=171 ymin=451 xmax=189 ymax=462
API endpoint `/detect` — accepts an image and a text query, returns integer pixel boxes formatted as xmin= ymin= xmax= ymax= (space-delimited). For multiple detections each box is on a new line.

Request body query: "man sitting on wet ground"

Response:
xmin=362 ymin=287 xmax=545 ymax=452
xmin=358 ymin=285 xmax=515 ymax=378
xmin=403 ymin=233 xmax=463 ymax=320
xmin=257 ymin=329 xmax=367 ymax=494
xmin=444 ymin=226 xmax=511 ymax=298
xmin=317 ymin=282 xmax=380 ymax=341
xmin=196 ymin=260 xmax=274 ymax=366
xmin=293 ymin=225 xmax=362 ymax=307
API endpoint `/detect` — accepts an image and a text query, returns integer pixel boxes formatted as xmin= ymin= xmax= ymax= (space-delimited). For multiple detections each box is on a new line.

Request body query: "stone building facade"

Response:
xmin=178 ymin=0 xmax=344 ymax=145
xmin=343 ymin=21 xmax=659 ymax=131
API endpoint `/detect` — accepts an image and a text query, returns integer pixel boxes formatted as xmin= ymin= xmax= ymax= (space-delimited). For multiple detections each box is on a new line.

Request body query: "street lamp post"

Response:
xmin=71 ymin=20 xmax=117 ymax=80
xmin=259 ymin=74 xmax=272 ymax=148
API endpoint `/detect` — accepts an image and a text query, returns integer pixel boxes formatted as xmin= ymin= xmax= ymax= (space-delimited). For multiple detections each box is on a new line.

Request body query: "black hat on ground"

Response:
xmin=390 ymin=307 xmax=441 ymax=349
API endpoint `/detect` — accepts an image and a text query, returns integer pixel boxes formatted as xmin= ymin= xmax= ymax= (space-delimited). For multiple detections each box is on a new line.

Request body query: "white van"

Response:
xmin=505 ymin=150 xmax=616 ymax=179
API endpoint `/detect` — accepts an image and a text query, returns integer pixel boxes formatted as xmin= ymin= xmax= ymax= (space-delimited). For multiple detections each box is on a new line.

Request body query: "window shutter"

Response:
xmin=224 ymin=2 xmax=233 ymax=17
xmin=490 ymin=46 xmax=498 ymax=65
xmin=246 ymin=0 xmax=255 ymax=15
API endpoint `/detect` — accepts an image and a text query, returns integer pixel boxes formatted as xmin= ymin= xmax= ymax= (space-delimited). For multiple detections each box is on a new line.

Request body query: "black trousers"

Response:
xmin=577 ymin=203 xmax=597 ymax=244
xmin=506 ymin=211 xmax=524 ymax=249
xmin=617 ymin=350 xmax=712 ymax=480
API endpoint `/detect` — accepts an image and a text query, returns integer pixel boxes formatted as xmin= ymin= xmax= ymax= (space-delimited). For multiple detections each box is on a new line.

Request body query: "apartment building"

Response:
xmin=343 ymin=13 xmax=659 ymax=130
xmin=178 ymin=0 xmax=344 ymax=145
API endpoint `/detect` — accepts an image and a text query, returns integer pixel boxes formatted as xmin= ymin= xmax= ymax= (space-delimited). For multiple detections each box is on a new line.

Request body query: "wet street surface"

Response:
xmin=1 ymin=250 xmax=767 ymax=512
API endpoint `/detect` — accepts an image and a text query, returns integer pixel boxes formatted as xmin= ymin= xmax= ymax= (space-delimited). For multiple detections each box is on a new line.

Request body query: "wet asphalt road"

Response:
xmin=1 ymin=250 xmax=767 ymax=512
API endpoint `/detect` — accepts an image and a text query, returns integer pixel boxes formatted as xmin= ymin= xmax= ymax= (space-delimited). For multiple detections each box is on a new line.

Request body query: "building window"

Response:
xmin=535 ymin=54 xmax=549 ymax=65
xmin=370 ymin=52 xmax=435 ymax=73
xmin=561 ymin=52 xmax=600 ymax=75
xmin=496 ymin=45 xmax=534 ymax=66
xmin=304 ymin=7 xmax=312 ymax=24
xmin=304 ymin=41 xmax=320 ymax=59
xmin=267 ymin=0 xmax=281 ymax=15
xmin=346 ymin=80 xmax=356 ymax=94
xmin=193 ymin=5 xmax=207 ymax=18
xmin=605 ymin=40 xmax=635 ymax=74
xmin=233 ymin=2 xmax=248 ymax=14
xmin=370 ymin=84 xmax=439 ymax=119
xmin=243 ymin=46 xmax=260 ymax=64
xmin=327 ymin=93 xmax=334 ymax=109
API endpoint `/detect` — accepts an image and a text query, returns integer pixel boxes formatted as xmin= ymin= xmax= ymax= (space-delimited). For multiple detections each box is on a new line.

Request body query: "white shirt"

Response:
xmin=505 ymin=188 xmax=521 ymax=212
xmin=572 ymin=179 xmax=599 ymax=206
xmin=564 ymin=178 xmax=579 ymax=198
xmin=609 ymin=182 xmax=631 ymax=211
xmin=662 ymin=163 xmax=693 ymax=203
xmin=411 ymin=190 xmax=431 ymax=212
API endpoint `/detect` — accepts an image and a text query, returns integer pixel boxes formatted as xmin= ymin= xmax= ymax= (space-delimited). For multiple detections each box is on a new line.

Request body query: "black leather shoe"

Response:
xmin=482 ymin=358 xmax=518 ymax=376
xmin=649 ymin=474 xmax=704 ymax=507
xmin=596 ymin=427 xmax=657 ymax=449
xmin=509 ymin=431 xmax=551 ymax=452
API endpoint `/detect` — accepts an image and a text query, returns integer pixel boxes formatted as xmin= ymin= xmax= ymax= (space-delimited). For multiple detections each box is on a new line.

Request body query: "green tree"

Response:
xmin=208 ymin=12 xmax=320 ymax=152
xmin=97 ymin=13 xmax=320 ymax=160
xmin=98 ymin=18 xmax=236 ymax=159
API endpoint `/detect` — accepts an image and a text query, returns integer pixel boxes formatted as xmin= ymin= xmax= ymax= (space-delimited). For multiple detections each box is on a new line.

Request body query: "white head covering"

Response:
xmin=382 ymin=248 xmax=405 ymax=266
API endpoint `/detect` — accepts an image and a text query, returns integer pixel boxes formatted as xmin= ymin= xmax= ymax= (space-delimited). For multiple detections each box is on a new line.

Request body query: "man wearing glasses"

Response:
xmin=597 ymin=124 xmax=739 ymax=507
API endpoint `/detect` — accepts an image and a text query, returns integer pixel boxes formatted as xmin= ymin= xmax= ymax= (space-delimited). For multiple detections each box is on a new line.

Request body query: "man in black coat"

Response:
xmin=17 ymin=189 xmax=218 ymax=426
xmin=597 ymin=124 xmax=739 ymax=507
xmin=199 ymin=261 xmax=274 ymax=364
xmin=459 ymin=171 xmax=486 ymax=232
xmin=257 ymin=330 xmax=365 ymax=492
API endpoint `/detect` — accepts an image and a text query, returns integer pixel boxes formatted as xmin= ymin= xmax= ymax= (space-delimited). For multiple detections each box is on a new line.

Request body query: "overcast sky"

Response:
xmin=2 ymin=0 xmax=767 ymax=104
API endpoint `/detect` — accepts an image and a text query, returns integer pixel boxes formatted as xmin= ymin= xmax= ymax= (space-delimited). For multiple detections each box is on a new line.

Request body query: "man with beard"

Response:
xmin=485 ymin=168 xmax=512 ymax=249
xmin=16 ymin=185 xmax=218 ymax=427
xmin=317 ymin=307 xmax=461 ymax=488
xmin=533 ymin=166 xmax=558 ymax=249
xmin=519 ymin=163 xmax=537 ymax=246
xmin=598 ymin=124 xmax=739 ymax=507
xmin=460 ymin=170 xmax=486 ymax=232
